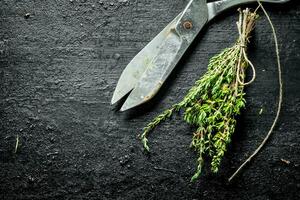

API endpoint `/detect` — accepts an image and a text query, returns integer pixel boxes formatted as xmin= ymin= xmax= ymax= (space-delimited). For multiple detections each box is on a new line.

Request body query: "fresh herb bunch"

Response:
xmin=141 ymin=8 xmax=259 ymax=181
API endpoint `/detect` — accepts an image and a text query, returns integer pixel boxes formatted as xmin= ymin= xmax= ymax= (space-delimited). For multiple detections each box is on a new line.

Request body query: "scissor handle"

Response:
xmin=211 ymin=0 xmax=290 ymax=18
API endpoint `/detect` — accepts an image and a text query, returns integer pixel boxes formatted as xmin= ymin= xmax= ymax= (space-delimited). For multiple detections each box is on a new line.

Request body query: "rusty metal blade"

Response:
xmin=111 ymin=12 xmax=183 ymax=105
xmin=120 ymin=30 xmax=182 ymax=111
xmin=120 ymin=0 xmax=208 ymax=111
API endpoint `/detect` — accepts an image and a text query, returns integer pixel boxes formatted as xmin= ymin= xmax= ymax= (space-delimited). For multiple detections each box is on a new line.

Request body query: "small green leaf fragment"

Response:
xmin=14 ymin=135 xmax=19 ymax=154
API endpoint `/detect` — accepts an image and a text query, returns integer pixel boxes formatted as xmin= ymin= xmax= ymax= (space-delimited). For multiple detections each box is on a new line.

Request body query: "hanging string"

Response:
xmin=229 ymin=0 xmax=283 ymax=182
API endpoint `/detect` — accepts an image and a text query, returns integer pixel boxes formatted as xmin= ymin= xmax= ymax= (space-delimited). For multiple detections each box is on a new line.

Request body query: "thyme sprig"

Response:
xmin=140 ymin=8 xmax=259 ymax=181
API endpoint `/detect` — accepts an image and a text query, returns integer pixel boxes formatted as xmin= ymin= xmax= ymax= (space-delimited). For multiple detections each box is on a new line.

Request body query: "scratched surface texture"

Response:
xmin=0 ymin=0 xmax=299 ymax=199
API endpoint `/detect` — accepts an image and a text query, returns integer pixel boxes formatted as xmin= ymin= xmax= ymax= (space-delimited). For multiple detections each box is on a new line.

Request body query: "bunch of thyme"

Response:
xmin=140 ymin=8 xmax=259 ymax=181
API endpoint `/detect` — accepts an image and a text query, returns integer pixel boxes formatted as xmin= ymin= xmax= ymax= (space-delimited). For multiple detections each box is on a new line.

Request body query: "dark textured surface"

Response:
xmin=0 ymin=0 xmax=299 ymax=199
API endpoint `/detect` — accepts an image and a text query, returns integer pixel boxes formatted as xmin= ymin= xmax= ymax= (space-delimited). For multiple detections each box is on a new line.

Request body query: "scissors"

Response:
xmin=111 ymin=0 xmax=290 ymax=111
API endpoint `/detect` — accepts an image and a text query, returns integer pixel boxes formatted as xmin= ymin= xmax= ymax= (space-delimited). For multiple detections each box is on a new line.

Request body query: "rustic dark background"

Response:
xmin=0 ymin=0 xmax=299 ymax=199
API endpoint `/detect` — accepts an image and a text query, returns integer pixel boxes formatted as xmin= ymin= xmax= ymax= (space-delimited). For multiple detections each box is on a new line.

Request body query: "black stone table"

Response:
xmin=1 ymin=0 xmax=299 ymax=199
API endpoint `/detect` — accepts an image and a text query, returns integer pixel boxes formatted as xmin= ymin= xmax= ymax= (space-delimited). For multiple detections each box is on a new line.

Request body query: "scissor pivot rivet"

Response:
xmin=183 ymin=21 xmax=193 ymax=30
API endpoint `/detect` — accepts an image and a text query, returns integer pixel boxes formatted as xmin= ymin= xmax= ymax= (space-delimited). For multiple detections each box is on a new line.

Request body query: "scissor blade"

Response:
xmin=111 ymin=12 xmax=183 ymax=105
xmin=120 ymin=30 xmax=181 ymax=111
xmin=120 ymin=0 xmax=208 ymax=111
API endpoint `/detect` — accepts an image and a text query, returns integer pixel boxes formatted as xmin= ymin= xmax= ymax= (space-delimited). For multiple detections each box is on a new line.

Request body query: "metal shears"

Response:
xmin=111 ymin=0 xmax=289 ymax=111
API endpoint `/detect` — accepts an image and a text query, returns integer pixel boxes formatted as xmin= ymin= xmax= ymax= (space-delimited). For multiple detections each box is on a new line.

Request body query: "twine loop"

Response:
xmin=236 ymin=8 xmax=257 ymax=86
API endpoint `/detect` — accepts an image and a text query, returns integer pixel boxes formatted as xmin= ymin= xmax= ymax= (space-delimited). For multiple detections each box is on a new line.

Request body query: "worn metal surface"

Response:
xmin=117 ymin=0 xmax=208 ymax=111
xmin=0 ymin=0 xmax=300 ymax=199
xmin=208 ymin=0 xmax=291 ymax=20
xmin=111 ymin=11 xmax=183 ymax=106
